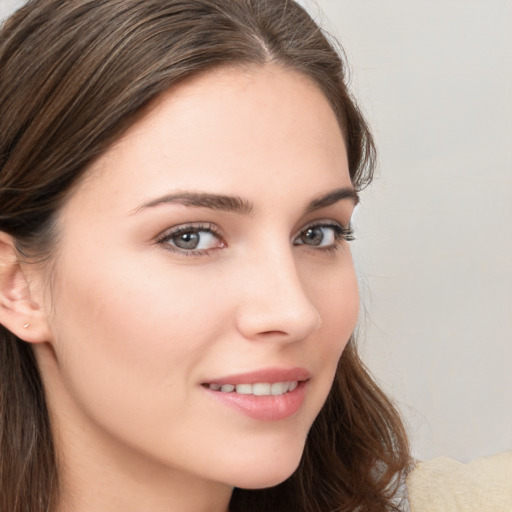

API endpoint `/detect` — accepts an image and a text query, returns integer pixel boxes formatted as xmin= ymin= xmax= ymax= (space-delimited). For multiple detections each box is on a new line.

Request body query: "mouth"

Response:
xmin=203 ymin=381 xmax=300 ymax=396
xmin=201 ymin=368 xmax=310 ymax=421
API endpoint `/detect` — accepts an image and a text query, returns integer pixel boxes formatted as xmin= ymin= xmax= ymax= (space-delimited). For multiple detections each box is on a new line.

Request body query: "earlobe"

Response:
xmin=0 ymin=232 xmax=52 ymax=343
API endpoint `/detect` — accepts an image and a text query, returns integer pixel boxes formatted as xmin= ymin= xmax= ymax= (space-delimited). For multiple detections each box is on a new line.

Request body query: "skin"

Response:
xmin=19 ymin=65 xmax=359 ymax=512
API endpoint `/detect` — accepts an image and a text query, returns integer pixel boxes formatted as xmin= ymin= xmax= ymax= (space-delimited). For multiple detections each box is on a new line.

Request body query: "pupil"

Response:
xmin=175 ymin=232 xmax=200 ymax=249
xmin=302 ymin=227 xmax=323 ymax=246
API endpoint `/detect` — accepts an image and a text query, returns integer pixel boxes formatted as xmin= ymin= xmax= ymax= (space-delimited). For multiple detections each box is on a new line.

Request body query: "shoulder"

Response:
xmin=406 ymin=451 xmax=512 ymax=512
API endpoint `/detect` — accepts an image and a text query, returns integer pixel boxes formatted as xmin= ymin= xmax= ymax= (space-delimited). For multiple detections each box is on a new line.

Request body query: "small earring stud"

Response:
xmin=23 ymin=322 xmax=31 ymax=329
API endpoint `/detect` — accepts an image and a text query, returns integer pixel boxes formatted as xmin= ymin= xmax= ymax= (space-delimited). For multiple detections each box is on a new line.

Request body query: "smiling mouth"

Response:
xmin=203 ymin=381 xmax=301 ymax=396
xmin=202 ymin=373 xmax=309 ymax=421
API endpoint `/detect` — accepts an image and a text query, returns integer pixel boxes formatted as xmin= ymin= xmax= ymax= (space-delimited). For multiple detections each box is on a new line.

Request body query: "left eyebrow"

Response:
xmin=304 ymin=187 xmax=359 ymax=213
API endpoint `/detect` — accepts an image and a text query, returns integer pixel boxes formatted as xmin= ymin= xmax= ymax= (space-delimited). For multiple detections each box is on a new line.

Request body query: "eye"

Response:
xmin=157 ymin=223 xmax=224 ymax=254
xmin=293 ymin=222 xmax=354 ymax=249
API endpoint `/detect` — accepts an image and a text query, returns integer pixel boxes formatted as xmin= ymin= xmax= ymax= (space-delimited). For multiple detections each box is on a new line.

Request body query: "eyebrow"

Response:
xmin=133 ymin=192 xmax=253 ymax=215
xmin=305 ymin=187 xmax=359 ymax=213
xmin=133 ymin=187 xmax=358 ymax=215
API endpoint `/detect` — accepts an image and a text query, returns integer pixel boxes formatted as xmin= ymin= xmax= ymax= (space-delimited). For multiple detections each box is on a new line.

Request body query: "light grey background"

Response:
xmin=0 ymin=0 xmax=24 ymax=17
xmin=2 ymin=0 xmax=511 ymax=463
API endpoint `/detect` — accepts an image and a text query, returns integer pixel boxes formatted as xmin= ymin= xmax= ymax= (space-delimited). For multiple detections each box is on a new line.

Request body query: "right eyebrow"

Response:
xmin=132 ymin=192 xmax=254 ymax=215
xmin=304 ymin=187 xmax=359 ymax=213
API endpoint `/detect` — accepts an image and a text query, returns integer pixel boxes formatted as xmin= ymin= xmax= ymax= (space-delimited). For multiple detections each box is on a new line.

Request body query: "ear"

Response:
xmin=0 ymin=232 xmax=52 ymax=343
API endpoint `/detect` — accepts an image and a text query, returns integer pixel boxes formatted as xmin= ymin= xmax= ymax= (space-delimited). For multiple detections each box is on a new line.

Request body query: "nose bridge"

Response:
xmin=235 ymin=241 xmax=321 ymax=341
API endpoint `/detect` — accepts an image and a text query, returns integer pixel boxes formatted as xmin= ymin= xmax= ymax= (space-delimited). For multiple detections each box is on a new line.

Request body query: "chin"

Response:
xmin=233 ymin=470 xmax=298 ymax=490
xmin=227 ymin=451 xmax=303 ymax=490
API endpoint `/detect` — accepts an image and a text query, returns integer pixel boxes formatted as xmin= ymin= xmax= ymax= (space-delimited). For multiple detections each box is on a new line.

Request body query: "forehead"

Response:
xmin=65 ymin=64 xmax=349 ymax=214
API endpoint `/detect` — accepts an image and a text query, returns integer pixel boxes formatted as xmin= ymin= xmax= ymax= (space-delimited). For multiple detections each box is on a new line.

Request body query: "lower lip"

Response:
xmin=203 ymin=381 xmax=308 ymax=422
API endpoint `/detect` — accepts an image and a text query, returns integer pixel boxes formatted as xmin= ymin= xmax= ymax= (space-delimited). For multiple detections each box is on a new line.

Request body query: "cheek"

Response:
xmin=47 ymin=251 xmax=227 ymax=422
xmin=44 ymin=255 xmax=246 ymax=485
xmin=308 ymin=255 xmax=359 ymax=354
xmin=299 ymin=254 xmax=359 ymax=408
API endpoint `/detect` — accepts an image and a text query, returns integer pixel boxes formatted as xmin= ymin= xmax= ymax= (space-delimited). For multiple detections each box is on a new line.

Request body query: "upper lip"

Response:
xmin=204 ymin=367 xmax=311 ymax=385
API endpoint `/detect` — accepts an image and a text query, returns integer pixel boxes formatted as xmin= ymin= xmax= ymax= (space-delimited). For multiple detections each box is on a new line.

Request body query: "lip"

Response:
xmin=201 ymin=367 xmax=310 ymax=422
xmin=204 ymin=367 xmax=310 ymax=386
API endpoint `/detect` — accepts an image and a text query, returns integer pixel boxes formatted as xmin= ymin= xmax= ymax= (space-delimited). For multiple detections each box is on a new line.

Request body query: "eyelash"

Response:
xmin=156 ymin=223 xmax=223 ymax=256
xmin=294 ymin=222 xmax=355 ymax=254
xmin=156 ymin=221 xmax=354 ymax=256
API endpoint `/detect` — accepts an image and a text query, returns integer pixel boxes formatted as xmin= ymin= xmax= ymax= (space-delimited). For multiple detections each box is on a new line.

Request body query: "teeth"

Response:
xmin=235 ymin=384 xmax=252 ymax=394
xmin=208 ymin=381 xmax=299 ymax=396
xmin=271 ymin=382 xmax=288 ymax=395
xmin=253 ymin=383 xmax=271 ymax=395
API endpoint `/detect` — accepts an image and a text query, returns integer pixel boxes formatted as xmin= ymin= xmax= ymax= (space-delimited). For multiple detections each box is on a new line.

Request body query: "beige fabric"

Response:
xmin=406 ymin=451 xmax=512 ymax=512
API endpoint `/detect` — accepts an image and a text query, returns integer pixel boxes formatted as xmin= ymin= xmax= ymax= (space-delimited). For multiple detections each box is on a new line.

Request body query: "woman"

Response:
xmin=0 ymin=1 xmax=410 ymax=511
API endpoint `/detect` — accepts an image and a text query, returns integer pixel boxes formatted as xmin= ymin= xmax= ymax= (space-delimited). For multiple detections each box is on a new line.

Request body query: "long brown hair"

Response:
xmin=0 ymin=1 xmax=410 ymax=510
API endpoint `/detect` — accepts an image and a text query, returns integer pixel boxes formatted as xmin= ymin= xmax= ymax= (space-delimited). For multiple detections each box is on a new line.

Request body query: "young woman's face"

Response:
xmin=38 ymin=65 xmax=359 ymax=496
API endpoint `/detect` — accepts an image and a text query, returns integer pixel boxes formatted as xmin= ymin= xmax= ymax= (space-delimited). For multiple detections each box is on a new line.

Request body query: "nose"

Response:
xmin=234 ymin=245 xmax=321 ymax=343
